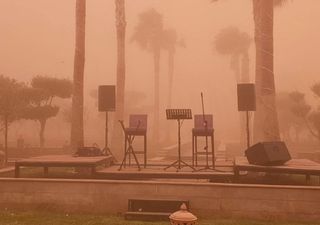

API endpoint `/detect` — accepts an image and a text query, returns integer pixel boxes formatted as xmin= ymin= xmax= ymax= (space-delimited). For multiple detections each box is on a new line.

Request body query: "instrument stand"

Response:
xmin=195 ymin=93 xmax=216 ymax=172
xmin=164 ymin=118 xmax=195 ymax=172
xmin=195 ymin=122 xmax=216 ymax=172
xmin=118 ymin=120 xmax=141 ymax=171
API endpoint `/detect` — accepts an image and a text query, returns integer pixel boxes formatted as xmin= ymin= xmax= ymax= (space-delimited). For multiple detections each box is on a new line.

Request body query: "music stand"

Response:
xmin=164 ymin=109 xmax=195 ymax=171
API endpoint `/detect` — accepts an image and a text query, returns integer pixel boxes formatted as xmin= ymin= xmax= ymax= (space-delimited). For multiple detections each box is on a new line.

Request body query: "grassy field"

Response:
xmin=0 ymin=210 xmax=319 ymax=225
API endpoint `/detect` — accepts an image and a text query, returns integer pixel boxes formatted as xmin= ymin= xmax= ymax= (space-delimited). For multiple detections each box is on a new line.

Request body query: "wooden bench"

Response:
xmin=125 ymin=199 xmax=189 ymax=221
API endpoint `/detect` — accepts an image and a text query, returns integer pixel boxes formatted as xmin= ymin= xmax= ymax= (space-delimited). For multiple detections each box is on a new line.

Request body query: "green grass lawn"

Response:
xmin=0 ymin=210 xmax=318 ymax=225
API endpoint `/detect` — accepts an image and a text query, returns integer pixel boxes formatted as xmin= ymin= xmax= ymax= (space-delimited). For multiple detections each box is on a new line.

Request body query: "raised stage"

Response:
xmin=12 ymin=154 xmax=320 ymax=185
xmin=14 ymin=154 xmax=113 ymax=178
xmin=95 ymin=162 xmax=234 ymax=181
xmin=234 ymin=157 xmax=320 ymax=183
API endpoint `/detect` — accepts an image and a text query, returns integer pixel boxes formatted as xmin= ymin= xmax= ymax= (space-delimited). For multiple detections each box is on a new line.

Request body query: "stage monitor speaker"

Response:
xmin=237 ymin=83 xmax=256 ymax=111
xmin=245 ymin=141 xmax=291 ymax=166
xmin=98 ymin=85 xmax=115 ymax=112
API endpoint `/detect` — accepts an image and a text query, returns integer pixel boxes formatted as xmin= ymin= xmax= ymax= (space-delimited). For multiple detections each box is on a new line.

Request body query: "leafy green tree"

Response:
xmin=131 ymin=8 xmax=163 ymax=145
xmin=23 ymin=76 xmax=72 ymax=148
xmin=71 ymin=0 xmax=86 ymax=149
xmin=0 ymin=75 xmax=28 ymax=163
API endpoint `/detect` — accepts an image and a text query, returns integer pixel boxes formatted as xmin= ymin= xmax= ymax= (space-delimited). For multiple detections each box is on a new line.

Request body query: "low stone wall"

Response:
xmin=0 ymin=178 xmax=319 ymax=222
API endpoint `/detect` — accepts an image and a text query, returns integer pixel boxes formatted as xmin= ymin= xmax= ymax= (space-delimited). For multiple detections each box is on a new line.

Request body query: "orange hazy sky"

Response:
xmin=0 ymin=0 xmax=319 ymax=141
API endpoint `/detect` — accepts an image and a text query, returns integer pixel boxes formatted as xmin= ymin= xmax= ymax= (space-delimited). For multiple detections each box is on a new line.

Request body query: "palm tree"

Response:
xmin=71 ymin=0 xmax=86 ymax=149
xmin=161 ymin=29 xmax=185 ymax=141
xmin=214 ymin=26 xmax=251 ymax=83
xmin=162 ymin=29 xmax=177 ymax=109
xmin=214 ymin=27 xmax=251 ymax=146
xmin=252 ymin=0 xmax=287 ymax=142
xmin=212 ymin=0 xmax=288 ymax=143
xmin=131 ymin=8 xmax=163 ymax=145
xmin=112 ymin=0 xmax=126 ymax=154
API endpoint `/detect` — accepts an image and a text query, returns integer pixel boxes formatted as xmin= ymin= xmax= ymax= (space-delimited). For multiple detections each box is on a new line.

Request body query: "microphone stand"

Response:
xmin=196 ymin=92 xmax=215 ymax=171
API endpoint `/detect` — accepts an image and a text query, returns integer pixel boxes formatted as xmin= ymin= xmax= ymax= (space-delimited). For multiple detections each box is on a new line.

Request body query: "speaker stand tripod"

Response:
xmin=103 ymin=111 xmax=116 ymax=160
xmin=246 ymin=110 xmax=250 ymax=149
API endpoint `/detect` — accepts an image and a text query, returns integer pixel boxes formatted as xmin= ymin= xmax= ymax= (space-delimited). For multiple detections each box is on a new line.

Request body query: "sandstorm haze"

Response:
xmin=0 ymin=0 xmax=320 ymax=146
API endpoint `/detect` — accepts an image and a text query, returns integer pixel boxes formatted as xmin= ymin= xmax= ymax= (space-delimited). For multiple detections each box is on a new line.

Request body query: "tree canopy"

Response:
xmin=131 ymin=8 xmax=163 ymax=51
xmin=22 ymin=76 xmax=73 ymax=147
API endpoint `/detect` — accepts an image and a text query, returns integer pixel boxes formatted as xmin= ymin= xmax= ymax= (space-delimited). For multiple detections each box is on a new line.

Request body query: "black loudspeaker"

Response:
xmin=98 ymin=85 xmax=115 ymax=112
xmin=237 ymin=83 xmax=256 ymax=111
xmin=245 ymin=141 xmax=291 ymax=166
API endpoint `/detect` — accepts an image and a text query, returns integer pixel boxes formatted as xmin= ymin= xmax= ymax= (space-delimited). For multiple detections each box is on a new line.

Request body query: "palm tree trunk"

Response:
xmin=165 ymin=49 xmax=174 ymax=142
xmin=167 ymin=50 xmax=174 ymax=109
xmin=112 ymin=0 xmax=126 ymax=158
xmin=253 ymin=0 xmax=280 ymax=142
xmin=153 ymin=47 xmax=161 ymax=145
xmin=71 ymin=0 xmax=86 ymax=149
xmin=4 ymin=115 xmax=8 ymax=165
xmin=39 ymin=119 xmax=46 ymax=148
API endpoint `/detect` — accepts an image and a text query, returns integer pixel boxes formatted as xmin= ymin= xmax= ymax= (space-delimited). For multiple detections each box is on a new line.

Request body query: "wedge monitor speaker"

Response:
xmin=245 ymin=141 xmax=291 ymax=166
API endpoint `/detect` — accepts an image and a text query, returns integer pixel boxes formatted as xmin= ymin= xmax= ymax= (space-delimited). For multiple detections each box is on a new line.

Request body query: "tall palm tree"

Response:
xmin=212 ymin=0 xmax=288 ymax=143
xmin=162 ymin=29 xmax=177 ymax=110
xmin=131 ymin=8 xmax=163 ymax=145
xmin=71 ymin=0 xmax=86 ymax=149
xmin=214 ymin=27 xmax=251 ymax=146
xmin=252 ymin=0 xmax=287 ymax=142
xmin=161 ymin=29 xmax=185 ymax=141
xmin=112 ymin=0 xmax=126 ymax=154
xmin=214 ymin=26 xmax=251 ymax=83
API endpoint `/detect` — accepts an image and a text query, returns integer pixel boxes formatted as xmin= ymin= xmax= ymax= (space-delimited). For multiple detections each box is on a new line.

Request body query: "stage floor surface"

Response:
xmin=234 ymin=157 xmax=320 ymax=176
xmin=95 ymin=160 xmax=235 ymax=180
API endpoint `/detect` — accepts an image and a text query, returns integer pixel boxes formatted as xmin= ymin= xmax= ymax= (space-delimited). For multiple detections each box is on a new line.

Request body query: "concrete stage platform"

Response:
xmin=14 ymin=155 xmax=113 ymax=178
xmin=234 ymin=157 xmax=320 ymax=183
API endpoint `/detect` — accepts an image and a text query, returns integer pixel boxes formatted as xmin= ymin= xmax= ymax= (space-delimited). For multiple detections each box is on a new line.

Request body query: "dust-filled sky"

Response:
xmin=1 ymin=0 xmax=320 ymax=144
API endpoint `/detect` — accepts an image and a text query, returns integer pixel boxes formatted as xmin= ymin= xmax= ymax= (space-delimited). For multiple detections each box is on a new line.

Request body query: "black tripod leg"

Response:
xmin=129 ymin=146 xmax=141 ymax=171
xmin=211 ymin=134 xmax=215 ymax=168
xmin=180 ymin=160 xmax=196 ymax=171
xmin=124 ymin=134 xmax=128 ymax=168
xmin=164 ymin=160 xmax=179 ymax=170
xmin=118 ymin=147 xmax=130 ymax=171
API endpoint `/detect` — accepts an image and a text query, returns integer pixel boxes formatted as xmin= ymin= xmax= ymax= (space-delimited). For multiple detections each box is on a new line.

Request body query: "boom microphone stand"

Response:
xmin=196 ymin=92 xmax=215 ymax=171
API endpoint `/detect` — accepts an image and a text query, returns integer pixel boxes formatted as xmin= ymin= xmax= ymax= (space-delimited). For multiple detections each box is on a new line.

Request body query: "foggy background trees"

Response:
xmin=0 ymin=0 xmax=320 ymax=162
